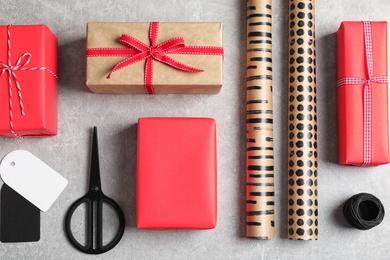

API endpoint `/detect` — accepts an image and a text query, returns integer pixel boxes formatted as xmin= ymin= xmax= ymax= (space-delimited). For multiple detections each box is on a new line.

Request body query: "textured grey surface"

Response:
xmin=0 ymin=0 xmax=389 ymax=259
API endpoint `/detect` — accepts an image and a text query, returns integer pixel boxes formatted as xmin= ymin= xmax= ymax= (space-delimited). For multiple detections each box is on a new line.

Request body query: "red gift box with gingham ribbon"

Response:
xmin=337 ymin=21 xmax=389 ymax=166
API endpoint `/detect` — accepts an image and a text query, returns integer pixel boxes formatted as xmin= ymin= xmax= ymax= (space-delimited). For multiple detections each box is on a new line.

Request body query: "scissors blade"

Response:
xmin=89 ymin=126 xmax=101 ymax=192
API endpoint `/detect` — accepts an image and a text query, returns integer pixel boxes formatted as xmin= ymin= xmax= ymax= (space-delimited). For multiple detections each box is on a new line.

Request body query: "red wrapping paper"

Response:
xmin=136 ymin=118 xmax=217 ymax=229
xmin=337 ymin=21 xmax=389 ymax=166
xmin=0 ymin=25 xmax=57 ymax=137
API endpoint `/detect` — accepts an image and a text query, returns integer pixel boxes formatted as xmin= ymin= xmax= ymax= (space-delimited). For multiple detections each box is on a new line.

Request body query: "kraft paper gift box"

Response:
xmin=136 ymin=118 xmax=217 ymax=229
xmin=0 ymin=25 xmax=58 ymax=137
xmin=337 ymin=21 xmax=389 ymax=166
xmin=86 ymin=22 xmax=224 ymax=94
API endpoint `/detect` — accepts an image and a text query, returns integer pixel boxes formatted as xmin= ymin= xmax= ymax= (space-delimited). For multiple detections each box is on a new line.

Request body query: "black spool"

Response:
xmin=343 ymin=193 xmax=385 ymax=230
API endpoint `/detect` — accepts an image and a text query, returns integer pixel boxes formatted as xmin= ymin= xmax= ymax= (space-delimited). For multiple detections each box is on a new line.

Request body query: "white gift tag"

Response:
xmin=0 ymin=150 xmax=68 ymax=212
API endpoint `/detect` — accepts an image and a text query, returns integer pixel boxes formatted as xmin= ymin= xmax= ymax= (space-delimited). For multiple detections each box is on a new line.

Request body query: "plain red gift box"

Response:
xmin=337 ymin=21 xmax=389 ymax=166
xmin=136 ymin=118 xmax=217 ymax=229
xmin=0 ymin=25 xmax=57 ymax=137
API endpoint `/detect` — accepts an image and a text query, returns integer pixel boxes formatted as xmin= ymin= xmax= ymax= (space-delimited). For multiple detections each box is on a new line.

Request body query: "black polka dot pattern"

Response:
xmin=287 ymin=0 xmax=318 ymax=240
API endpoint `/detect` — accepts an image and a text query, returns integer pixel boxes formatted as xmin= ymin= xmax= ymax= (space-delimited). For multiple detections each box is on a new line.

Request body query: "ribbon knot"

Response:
xmin=337 ymin=21 xmax=389 ymax=166
xmin=0 ymin=53 xmax=34 ymax=119
xmin=148 ymin=46 xmax=158 ymax=58
xmin=87 ymin=22 xmax=224 ymax=94
xmin=0 ymin=53 xmax=31 ymax=73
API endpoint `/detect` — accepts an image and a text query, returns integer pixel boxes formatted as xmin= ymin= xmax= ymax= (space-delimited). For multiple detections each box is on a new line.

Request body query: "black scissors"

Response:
xmin=65 ymin=127 xmax=125 ymax=254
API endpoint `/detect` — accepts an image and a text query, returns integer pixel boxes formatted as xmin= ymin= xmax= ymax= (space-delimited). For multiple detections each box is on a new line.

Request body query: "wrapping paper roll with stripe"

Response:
xmin=287 ymin=0 xmax=318 ymax=240
xmin=246 ymin=0 xmax=274 ymax=239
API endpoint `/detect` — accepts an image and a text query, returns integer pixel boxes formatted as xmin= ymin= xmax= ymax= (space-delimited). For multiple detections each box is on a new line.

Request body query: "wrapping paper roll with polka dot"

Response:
xmin=287 ymin=0 xmax=318 ymax=240
xmin=246 ymin=0 xmax=274 ymax=240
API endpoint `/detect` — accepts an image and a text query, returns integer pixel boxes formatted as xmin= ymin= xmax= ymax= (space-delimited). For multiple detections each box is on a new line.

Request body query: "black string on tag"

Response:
xmin=343 ymin=193 xmax=385 ymax=230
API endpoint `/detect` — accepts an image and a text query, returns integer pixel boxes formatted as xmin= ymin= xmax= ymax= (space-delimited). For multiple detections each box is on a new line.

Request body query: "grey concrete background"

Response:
xmin=0 ymin=0 xmax=389 ymax=259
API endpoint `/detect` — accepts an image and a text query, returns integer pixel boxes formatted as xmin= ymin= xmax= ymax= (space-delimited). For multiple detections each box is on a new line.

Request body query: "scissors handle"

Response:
xmin=64 ymin=195 xmax=125 ymax=254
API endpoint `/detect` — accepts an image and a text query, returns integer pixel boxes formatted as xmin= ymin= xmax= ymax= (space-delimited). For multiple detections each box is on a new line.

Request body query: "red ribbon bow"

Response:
xmin=0 ymin=25 xmax=58 ymax=138
xmin=86 ymin=22 xmax=224 ymax=94
xmin=337 ymin=21 xmax=389 ymax=166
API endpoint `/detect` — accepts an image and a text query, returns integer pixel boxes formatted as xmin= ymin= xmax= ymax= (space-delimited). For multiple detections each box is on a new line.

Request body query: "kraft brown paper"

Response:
xmin=287 ymin=0 xmax=318 ymax=240
xmin=86 ymin=22 xmax=223 ymax=94
xmin=246 ymin=0 xmax=274 ymax=240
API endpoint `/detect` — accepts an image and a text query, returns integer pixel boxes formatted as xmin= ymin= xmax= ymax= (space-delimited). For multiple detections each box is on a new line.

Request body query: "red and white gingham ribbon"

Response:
xmin=337 ymin=21 xmax=389 ymax=166
xmin=0 ymin=25 xmax=58 ymax=138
